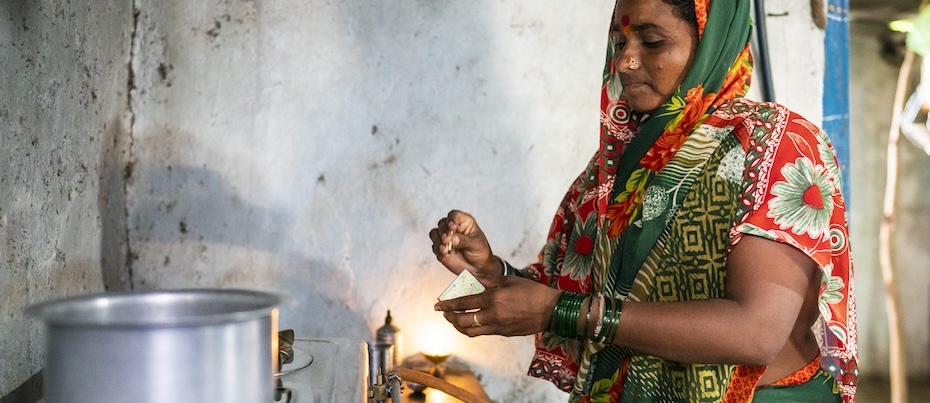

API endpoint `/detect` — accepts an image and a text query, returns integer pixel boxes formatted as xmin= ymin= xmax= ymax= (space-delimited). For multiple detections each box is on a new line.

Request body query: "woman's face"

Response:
xmin=613 ymin=0 xmax=698 ymax=113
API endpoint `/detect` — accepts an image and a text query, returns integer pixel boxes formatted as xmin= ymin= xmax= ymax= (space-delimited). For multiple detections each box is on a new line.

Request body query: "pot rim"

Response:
xmin=26 ymin=288 xmax=282 ymax=328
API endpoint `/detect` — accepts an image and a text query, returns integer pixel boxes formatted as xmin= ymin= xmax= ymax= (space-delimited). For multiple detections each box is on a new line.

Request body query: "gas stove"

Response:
xmin=275 ymin=338 xmax=369 ymax=403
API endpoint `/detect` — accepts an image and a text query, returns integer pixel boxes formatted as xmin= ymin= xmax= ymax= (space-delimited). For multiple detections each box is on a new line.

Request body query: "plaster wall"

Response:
xmin=126 ymin=1 xmax=614 ymax=400
xmin=0 ymin=0 xmax=132 ymax=399
xmin=123 ymin=0 xmax=833 ymax=400
xmin=849 ymin=22 xmax=930 ymax=379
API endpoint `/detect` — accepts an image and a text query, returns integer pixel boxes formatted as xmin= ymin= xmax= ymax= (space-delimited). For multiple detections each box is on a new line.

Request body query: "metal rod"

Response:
xmin=753 ymin=0 xmax=776 ymax=102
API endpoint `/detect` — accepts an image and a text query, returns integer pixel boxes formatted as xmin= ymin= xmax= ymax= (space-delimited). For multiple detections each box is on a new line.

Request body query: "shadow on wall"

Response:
xmin=127 ymin=161 xmax=373 ymax=339
xmin=0 ymin=371 xmax=41 ymax=403
xmin=123 ymin=0 xmax=534 ymax=350
xmin=312 ymin=2 xmax=552 ymax=390
xmin=130 ymin=164 xmax=290 ymax=251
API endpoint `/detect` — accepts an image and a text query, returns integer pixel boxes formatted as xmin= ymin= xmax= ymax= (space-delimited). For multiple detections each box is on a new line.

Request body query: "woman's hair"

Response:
xmin=661 ymin=0 xmax=697 ymax=28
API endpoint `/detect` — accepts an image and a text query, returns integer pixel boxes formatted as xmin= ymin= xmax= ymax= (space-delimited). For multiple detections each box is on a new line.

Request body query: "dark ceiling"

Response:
xmin=850 ymin=0 xmax=923 ymax=23
xmin=850 ymin=0 xmax=920 ymax=9
xmin=847 ymin=1 xmax=922 ymax=65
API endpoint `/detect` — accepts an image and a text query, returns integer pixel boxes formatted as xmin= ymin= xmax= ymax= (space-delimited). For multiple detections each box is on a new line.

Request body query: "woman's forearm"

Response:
xmin=608 ymin=298 xmax=789 ymax=365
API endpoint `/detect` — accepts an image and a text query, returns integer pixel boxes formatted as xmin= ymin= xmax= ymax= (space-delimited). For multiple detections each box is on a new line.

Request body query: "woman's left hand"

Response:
xmin=433 ymin=273 xmax=561 ymax=337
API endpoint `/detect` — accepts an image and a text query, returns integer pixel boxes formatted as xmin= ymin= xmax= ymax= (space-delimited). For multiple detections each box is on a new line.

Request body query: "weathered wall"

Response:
xmin=122 ymin=0 xmax=835 ymax=400
xmin=0 ymin=0 xmax=132 ymax=399
xmin=125 ymin=1 xmax=611 ymax=400
xmin=849 ymin=21 xmax=930 ymax=379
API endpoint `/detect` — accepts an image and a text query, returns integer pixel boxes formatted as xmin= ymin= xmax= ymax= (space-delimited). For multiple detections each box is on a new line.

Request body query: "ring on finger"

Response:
xmin=471 ymin=312 xmax=482 ymax=328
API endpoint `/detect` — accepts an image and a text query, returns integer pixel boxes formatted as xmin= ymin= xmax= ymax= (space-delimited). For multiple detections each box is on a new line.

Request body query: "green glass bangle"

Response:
xmin=584 ymin=294 xmax=594 ymax=339
xmin=558 ymin=295 xmax=579 ymax=338
xmin=594 ymin=297 xmax=622 ymax=343
xmin=502 ymin=259 xmax=523 ymax=277
xmin=594 ymin=297 xmax=610 ymax=342
xmin=550 ymin=291 xmax=586 ymax=340
xmin=607 ymin=298 xmax=622 ymax=341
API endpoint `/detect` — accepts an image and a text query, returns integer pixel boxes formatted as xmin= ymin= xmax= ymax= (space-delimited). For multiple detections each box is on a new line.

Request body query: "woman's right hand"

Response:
xmin=429 ymin=210 xmax=502 ymax=277
xmin=434 ymin=273 xmax=560 ymax=338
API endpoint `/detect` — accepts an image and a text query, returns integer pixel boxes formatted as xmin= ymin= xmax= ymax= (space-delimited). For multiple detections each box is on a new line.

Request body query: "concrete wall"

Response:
xmin=120 ymin=0 xmax=829 ymax=399
xmin=0 ymin=0 xmax=132 ymax=400
xmin=849 ymin=21 xmax=930 ymax=380
xmin=2 ymin=0 xmax=927 ymax=401
xmin=124 ymin=1 xmax=612 ymax=400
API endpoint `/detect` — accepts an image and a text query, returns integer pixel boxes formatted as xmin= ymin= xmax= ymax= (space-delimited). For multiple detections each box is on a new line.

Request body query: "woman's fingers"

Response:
xmin=430 ymin=215 xmax=463 ymax=257
xmin=438 ymin=276 xmax=561 ymax=337
xmin=434 ymin=274 xmax=502 ymax=307
xmin=446 ymin=211 xmax=498 ymax=274
xmin=428 ymin=228 xmax=440 ymax=247
xmin=442 ymin=309 xmax=496 ymax=337
xmin=429 ymin=220 xmax=458 ymax=261
xmin=434 ymin=291 xmax=488 ymax=313
xmin=430 ymin=210 xmax=501 ymax=277
xmin=446 ymin=210 xmax=479 ymax=235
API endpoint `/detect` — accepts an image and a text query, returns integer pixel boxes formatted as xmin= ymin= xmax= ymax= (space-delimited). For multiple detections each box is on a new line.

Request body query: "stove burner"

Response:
xmin=276 ymin=330 xmax=314 ymax=377
xmin=275 ymin=337 xmax=369 ymax=403
xmin=278 ymin=330 xmax=295 ymax=368
xmin=276 ymin=348 xmax=314 ymax=377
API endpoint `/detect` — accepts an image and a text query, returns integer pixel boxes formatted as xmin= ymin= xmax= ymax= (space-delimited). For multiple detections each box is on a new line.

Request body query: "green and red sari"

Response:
xmin=520 ymin=0 xmax=857 ymax=401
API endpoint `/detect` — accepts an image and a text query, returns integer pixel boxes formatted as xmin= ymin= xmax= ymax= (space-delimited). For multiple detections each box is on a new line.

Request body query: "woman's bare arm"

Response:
xmin=433 ymin=234 xmax=820 ymax=367
xmin=611 ymin=234 xmax=818 ymax=365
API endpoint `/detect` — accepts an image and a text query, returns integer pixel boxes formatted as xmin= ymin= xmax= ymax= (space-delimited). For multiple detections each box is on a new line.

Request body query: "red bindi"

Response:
xmin=620 ymin=15 xmax=631 ymax=35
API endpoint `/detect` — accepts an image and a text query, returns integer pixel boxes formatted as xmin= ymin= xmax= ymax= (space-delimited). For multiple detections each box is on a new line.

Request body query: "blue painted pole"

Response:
xmin=822 ymin=0 xmax=852 ymax=206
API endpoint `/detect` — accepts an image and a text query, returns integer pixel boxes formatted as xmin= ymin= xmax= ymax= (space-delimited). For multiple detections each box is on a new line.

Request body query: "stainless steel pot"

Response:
xmin=27 ymin=288 xmax=281 ymax=403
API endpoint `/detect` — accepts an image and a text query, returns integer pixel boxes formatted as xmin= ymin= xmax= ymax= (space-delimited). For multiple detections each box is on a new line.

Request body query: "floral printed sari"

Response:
xmin=519 ymin=0 xmax=858 ymax=402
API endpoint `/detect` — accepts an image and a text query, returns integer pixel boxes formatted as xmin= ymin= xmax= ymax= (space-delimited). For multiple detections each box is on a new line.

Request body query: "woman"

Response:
xmin=429 ymin=0 xmax=857 ymax=401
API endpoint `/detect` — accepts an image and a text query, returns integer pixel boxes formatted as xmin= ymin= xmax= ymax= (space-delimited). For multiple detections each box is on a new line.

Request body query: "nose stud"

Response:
xmin=627 ymin=57 xmax=640 ymax=70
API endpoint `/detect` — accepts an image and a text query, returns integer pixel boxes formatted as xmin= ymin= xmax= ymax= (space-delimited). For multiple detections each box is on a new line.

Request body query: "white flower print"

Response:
xmin=699 ymin=125 xmax=734 ymax=142
xmin=816 ymin=129 xmax=843 ymax=192
xmin=818 ymin=262 xmax=845 ymax=321
xmin=716 ymin=145 xmax=745 ymax=184
xmin=767 ymin=157 xmax=835 ymax=238
xmin=641 ymin=185 xmax=670 ymax=222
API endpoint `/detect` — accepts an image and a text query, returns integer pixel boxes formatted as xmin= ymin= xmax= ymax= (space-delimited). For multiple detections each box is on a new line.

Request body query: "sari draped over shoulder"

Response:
xmin=521 ymin=1 xmax=858 ymax=402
